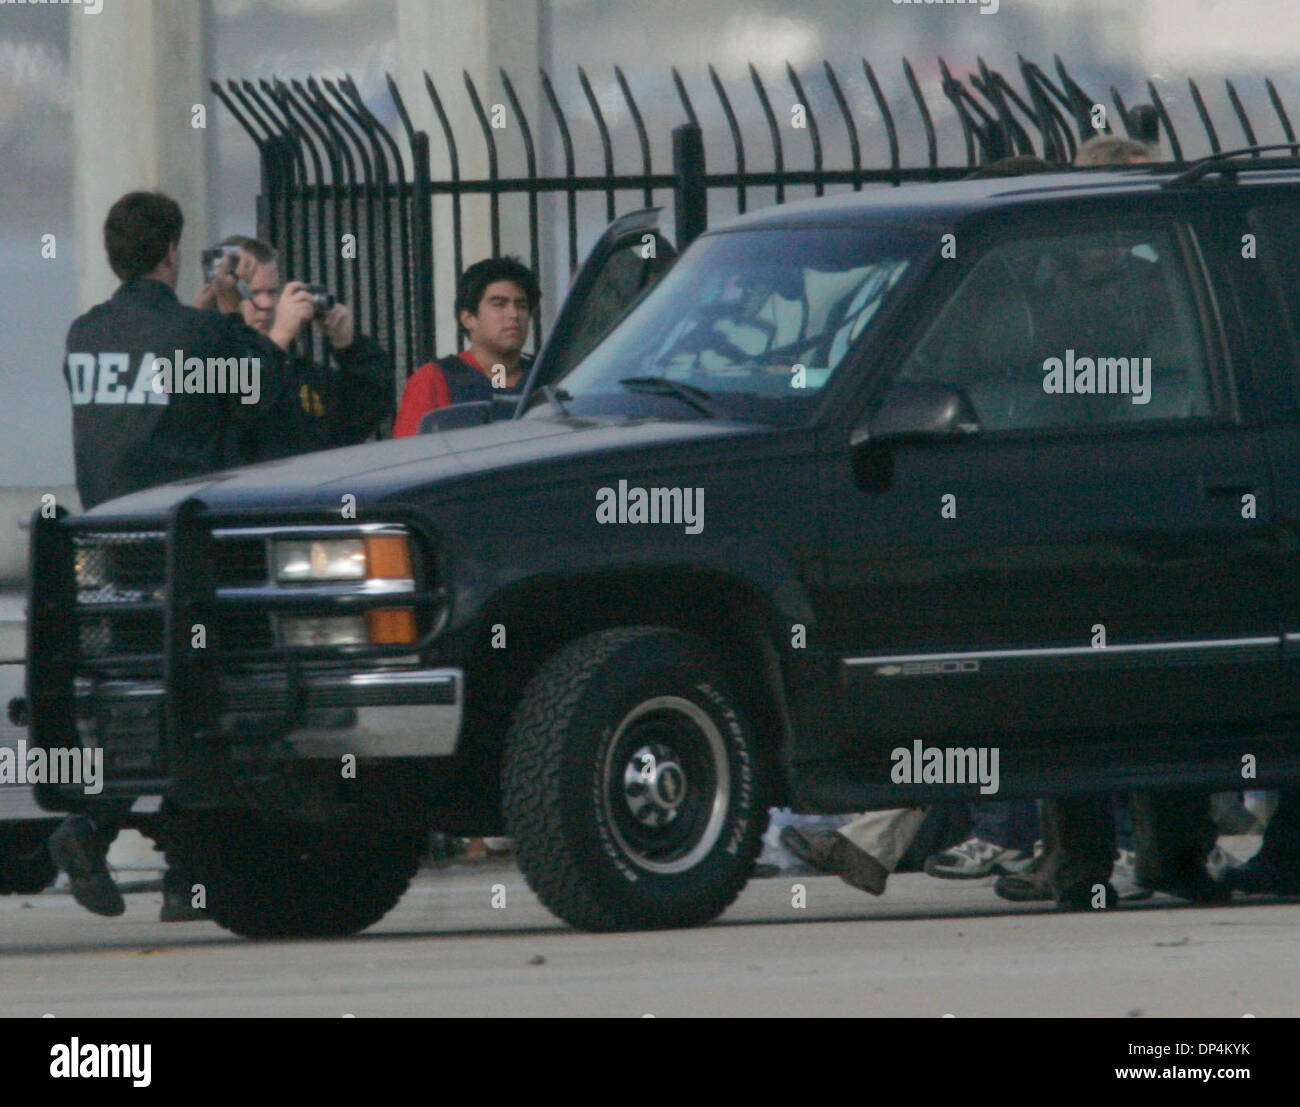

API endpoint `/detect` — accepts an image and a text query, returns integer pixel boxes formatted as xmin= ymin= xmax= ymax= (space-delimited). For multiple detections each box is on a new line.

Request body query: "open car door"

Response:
xmin=523 ymin=207 xmax=678 ymax=400
xmin=418 ymin=208 xmax=676 ymax=432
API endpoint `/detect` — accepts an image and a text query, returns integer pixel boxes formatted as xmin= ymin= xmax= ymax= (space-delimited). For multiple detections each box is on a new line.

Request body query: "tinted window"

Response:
xmin=553 ymin=227 xmax=924 ymax=425
xmin=896 ymin=227 xmax=1214 ymax=431
xmin=551 ymin=239 xmax=676 ymax=378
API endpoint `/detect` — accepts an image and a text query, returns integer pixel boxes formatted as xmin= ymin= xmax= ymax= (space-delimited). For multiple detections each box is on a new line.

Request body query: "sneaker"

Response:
xmin=994 ymin=870 xmax=1054 ymax=902
xmin=924 ymin=836 xmax=1034 ymax=879
xmin=1110 ymin=849 xmax=1153 ymax=901
xmin=994 ymin=848 xmax=1054 ymax=902
xmin=47 ymin=816 xmax=125 ymax=918
xmin=779 ymin=827 xmax=888 ymax=895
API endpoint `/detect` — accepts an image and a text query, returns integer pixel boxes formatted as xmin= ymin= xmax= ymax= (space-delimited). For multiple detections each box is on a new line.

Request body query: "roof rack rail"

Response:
xmin=1165 ymin=143 xmax=1300 ymax=186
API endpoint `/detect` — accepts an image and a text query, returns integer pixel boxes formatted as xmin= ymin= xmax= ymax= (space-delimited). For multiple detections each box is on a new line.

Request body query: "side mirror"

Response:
xmin=416 ymin=394 xmax=521 ymax=434
xmin=851 ymin=383 xmax=979 ymax=447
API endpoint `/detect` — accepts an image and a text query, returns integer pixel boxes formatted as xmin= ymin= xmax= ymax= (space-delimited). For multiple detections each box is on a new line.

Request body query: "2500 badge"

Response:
xmin=875 ymin=659 xmax=981 ymax=678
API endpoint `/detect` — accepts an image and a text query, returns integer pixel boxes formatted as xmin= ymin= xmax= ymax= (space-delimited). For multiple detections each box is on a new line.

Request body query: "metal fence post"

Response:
xmin=673 ymin=123 xmax=706 ymax=249
xmin=410 ymin=131 xmax=435 ymax=369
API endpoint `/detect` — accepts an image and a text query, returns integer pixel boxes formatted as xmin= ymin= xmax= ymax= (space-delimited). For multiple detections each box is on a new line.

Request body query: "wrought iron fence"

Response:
xmin=212 ymin=54 xmax=1300 ymax=392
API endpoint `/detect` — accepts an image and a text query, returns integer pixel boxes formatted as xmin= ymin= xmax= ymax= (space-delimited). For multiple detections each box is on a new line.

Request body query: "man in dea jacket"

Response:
xmin=48 ymin=191 xmax=292 ymax=922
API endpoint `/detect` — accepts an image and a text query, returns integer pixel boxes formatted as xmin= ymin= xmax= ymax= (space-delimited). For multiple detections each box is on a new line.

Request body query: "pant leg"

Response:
xmin=971 ymin=799 xmax=1039 ymax=853
xmin=1256 ymin=788 xmax=1300 ymax=867
xmin=1129 ymin=790 xmax=1216 ymax=890
xmin=1043 ymin=795 xmax=1115 ymax=897
xmin=82 ymin=798 xmax=133 ymax=849
xmin=1113 ymin=793 xmax=1135 ymax=853
xmin=837 ymin=808 xmax=929 ymax=873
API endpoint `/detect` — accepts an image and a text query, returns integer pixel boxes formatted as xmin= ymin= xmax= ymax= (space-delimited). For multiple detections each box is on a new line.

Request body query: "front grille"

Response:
xmin=74 ymin=531 xmax=166 ymax=601
xmin=79 ymin=611 xmax=164 ymax=658
xmin=215 ymin=538 xmax=268 ymax=587
xmin=74 ymin=531 xmax=271 ymax=661
xmin=215 ymin=610 xmax=275 ymax=652
xmin=69 ymin=524 xmax=431 ymax=665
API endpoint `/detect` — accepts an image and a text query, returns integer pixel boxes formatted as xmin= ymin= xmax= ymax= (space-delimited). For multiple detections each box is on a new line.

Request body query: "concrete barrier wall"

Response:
xmin=0 ymin=487 xmax=81 ymax=586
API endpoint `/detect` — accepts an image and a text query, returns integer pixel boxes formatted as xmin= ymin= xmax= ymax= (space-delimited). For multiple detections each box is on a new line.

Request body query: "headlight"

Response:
xmin=278 ymin=615 xmax=368 ymax=647
xmin=273 ymin=535 xmax=412 ymax=583
xmin=271 ymin=532 xmax=419 ymax=647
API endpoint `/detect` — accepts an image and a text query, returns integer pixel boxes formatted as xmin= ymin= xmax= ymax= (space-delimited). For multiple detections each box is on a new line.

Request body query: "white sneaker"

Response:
xmin=924 ymin=836 xmax=1034 ymax=879
xmin=1110 ymin=848 xmax=1153 ymax=901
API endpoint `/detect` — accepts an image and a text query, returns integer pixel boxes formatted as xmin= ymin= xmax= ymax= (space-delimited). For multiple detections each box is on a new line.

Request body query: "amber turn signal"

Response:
xmin=366 ymin=607 xmax=418 ymax=644
xmin=364 ymin=535 xmax=413 ymax=580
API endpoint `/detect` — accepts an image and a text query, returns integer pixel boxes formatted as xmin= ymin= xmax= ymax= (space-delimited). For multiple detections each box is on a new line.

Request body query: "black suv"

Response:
xmin=24 ymin=153 xmax=1300 ymax=937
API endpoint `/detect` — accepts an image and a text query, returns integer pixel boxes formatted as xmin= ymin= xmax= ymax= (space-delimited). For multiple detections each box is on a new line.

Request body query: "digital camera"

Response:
xmin=303 ymin=284 xmax=336 ymax=318
xmin=200 ymin=245 xmax=251 ymax=299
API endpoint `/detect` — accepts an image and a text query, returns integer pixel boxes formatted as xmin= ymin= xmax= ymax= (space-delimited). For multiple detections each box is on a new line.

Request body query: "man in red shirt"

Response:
xmin=394 ymin=256 xmax=540 ymax=436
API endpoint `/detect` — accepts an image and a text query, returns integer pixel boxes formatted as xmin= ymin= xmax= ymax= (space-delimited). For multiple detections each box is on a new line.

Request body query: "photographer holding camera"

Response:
xmin=210 ymin=236 xmax=393 ymax=460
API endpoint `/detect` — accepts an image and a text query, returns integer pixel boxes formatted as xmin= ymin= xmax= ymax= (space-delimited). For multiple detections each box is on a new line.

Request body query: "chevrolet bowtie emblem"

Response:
xmin=875 ymin=664 xmax=902 ymax=676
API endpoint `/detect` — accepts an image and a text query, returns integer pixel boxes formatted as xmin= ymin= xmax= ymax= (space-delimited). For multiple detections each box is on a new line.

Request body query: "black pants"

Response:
xmin=1254 ymin=788 xmax=1300 ymax=868
xmin=1129 ymin=791 xmax=1217 ymax=892
xmin=1041 ymin=795 xmax=1114 ymax=896
xmin=1041 ymin=790 xmax=1216 ymax=897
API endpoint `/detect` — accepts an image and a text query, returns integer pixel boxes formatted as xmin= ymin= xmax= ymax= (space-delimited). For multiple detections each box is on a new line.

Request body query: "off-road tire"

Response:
xmin=165 ymin=809 xmax=423 ymax=938
xmin=503 ymin=626 xmax=767 ymax=931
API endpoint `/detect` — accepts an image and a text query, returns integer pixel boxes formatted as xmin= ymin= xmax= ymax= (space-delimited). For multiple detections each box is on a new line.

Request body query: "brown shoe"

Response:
xmin=780 ymin=827 xmax=888 ymax=895
xmin=994 ymin=850 xmax=1054 ymax=902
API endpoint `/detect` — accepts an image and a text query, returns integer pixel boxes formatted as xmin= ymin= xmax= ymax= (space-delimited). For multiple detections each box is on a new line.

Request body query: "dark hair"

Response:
xmin=218 ymin=234 xmax=278 ymax=265
xmin=103 ymin=191 xmax=184 ymax=281
xmin=455 ymin=256 xmax=540 ymax=318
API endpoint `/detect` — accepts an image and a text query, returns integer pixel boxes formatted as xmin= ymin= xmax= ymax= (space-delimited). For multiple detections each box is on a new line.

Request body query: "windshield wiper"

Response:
xmin=619 ymin=376 xmax=723 ymax=418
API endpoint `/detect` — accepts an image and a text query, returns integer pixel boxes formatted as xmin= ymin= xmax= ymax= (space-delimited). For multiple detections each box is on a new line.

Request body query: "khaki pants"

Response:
xmin=837 ymin=808 xmax=929 ymax=872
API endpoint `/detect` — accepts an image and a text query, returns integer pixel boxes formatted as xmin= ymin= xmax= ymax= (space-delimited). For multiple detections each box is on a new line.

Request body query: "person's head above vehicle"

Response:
xmin=456 ymin=256 xmax=540 ymax=365
xmin=1074 ymin=135 xmax=1156 ymax=167
xmin=104 ymin=191 xmax=184 ymax=287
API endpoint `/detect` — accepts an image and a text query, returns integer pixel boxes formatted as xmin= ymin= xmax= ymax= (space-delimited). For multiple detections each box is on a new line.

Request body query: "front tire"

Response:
xmin=503 ymin=627 xmax=768 ymax=931
xmin=165 ymin=810 xmax=423 ymax=938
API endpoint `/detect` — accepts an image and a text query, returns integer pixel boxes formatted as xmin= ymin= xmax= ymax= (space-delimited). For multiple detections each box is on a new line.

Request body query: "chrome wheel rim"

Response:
xmin=600 ymin=695 xmax=730 ymax=875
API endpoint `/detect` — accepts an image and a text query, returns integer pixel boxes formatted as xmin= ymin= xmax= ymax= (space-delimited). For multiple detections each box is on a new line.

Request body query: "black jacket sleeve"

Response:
xmin=329 ymin=333 xmax=396 ymax=446
xmin=212 ymin=312 xmax=292 ymax=426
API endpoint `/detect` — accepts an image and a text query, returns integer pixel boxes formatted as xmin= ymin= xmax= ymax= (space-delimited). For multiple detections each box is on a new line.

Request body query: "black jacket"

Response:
xmin=243 ymin=332 xmax=395 ymax=461
xmin=62 ymin=278 xmax=289 ymax=510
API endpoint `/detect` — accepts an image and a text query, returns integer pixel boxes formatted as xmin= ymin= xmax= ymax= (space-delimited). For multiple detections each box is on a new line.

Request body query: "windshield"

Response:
xmin=537 ymin=226 xmax=925 ymax=425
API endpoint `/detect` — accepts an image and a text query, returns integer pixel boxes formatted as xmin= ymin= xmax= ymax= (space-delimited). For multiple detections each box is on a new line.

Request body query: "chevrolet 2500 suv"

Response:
xmin=24 ymin=150 xmax=1300 ymax=937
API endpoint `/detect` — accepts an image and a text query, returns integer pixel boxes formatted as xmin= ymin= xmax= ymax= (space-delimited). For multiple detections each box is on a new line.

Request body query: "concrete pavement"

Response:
xmin=1 ymin=863 xmax=1294 ymax=1017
